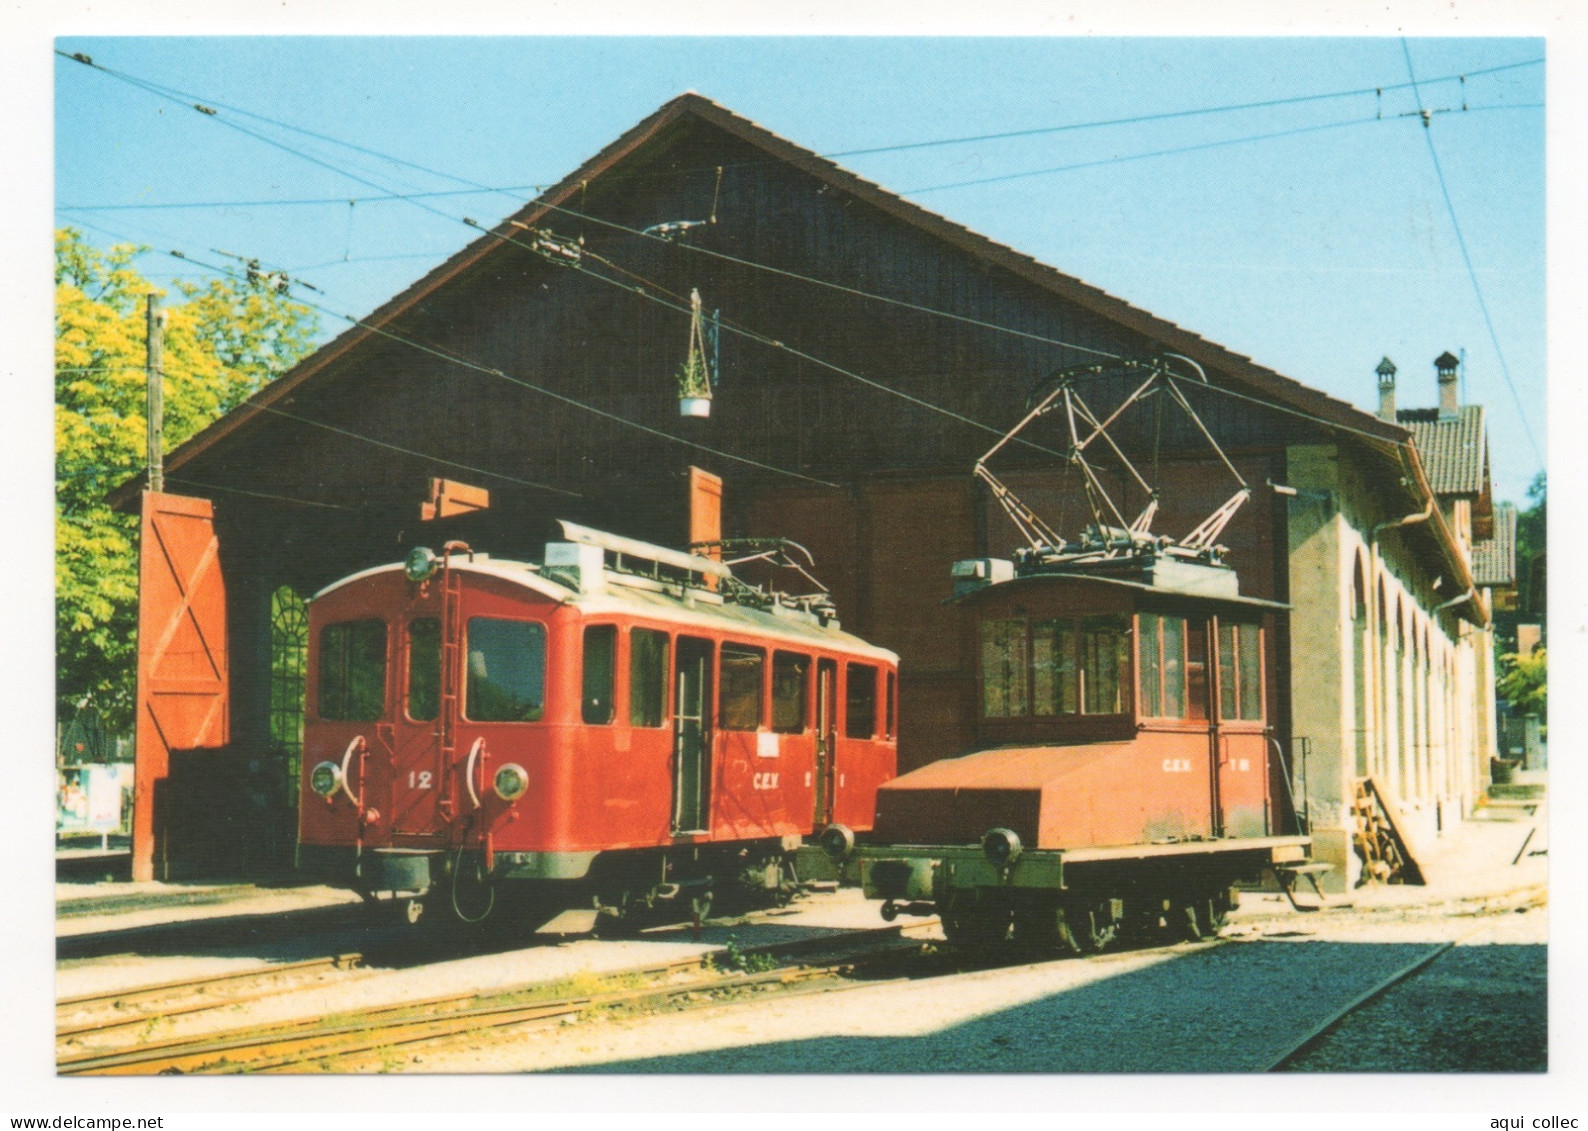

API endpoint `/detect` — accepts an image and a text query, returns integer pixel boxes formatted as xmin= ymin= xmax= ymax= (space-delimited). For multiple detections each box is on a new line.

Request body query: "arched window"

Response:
xmin=1352 ymin=553 xmax=1367 ymax=621
xmin=269 ymin=586 xmax=309 ymax=797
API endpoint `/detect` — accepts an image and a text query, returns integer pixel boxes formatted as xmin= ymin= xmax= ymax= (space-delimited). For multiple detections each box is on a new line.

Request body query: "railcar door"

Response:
xmin=672 ymin=637 xmax=713 ymax=834
xmin=389 ymin=614 xmax=446 ymax=839
xmin=814 ymin=659 xmax=837 ymax=827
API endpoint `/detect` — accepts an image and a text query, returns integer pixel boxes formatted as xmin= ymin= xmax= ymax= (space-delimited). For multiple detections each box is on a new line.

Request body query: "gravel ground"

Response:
xmin=395 ymin=897 xmax=1547 ymax=1075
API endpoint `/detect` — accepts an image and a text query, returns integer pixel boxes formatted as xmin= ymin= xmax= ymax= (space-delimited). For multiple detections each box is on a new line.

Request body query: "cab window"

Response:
xmin=319 ymin=619 xmax=386 ymax=721
xmin=465 ymin=618 xmax=545 ymax=722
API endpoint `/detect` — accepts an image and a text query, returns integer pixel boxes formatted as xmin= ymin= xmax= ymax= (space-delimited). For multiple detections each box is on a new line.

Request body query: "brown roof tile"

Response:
xmin=1473 ymin=501 xmax=1516 ymax=588
xmin=1397 ymin=404 xmax=1488 ymax=496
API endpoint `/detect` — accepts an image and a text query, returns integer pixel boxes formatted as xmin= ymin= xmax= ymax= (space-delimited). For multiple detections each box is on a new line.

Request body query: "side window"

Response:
xmin=1219 ymin=621 xmax=1264 ymax=721
xmin=719 ymin=644 xmax=765 ymax=731
xmin=1185 ymin=620 xmax=1208 ymax=722
xmin=319 ymin=619 xmax=386 ymax=721
xmin=406 ymin=618 xmax=440 ymax=722
xmin=981 ymin=619 xmax=1028 ymax=718
xmin=582 ymin=624 xmax=616 ymax=725
xmin=1032 ymin=619 xmax=1078 ymax=716
xmin=885 ymin=670 xmax=897 ymax=740
xmin=1139 ymin=614 xmax=1162 ymax=717
xmin=629 ymin=628 xmax=669 ymax=728
xmin=772 ymin=652 xmax=809 ymax=734
xmin=1162 ymin=616 xmax=1186 ymax=717
xmin=1079 ymin=615 xmax=1128 ymax=715
xmin=465 ymin=618 xmax=546 ymax=722
xmin=846 ymin=663 xmax=878 ymax=739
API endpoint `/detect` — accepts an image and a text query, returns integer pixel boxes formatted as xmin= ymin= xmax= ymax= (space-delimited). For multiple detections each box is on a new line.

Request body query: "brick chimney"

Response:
xmin=1436 ymin=351 xmax=1460 ymax=419
xmin=1376 ymin=356 xmax=1398 ymax=421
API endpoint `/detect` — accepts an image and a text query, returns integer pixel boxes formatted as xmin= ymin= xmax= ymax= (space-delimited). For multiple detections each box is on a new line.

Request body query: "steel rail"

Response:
xmin=57 ymin=954 xmax=364 ymax=1039
xmin=60 ymin=926 xmax=938 ymax=1076
xmin=1262 ymin=940 xmax=1456 ymax=1071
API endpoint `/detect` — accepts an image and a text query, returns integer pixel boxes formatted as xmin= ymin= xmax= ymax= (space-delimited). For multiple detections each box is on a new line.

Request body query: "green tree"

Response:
xmin=55 ymin=228 xmax=318 ymax=732
xmin=1497 ymin=647 xmax=1546 ymax=732
xmin=1514 ymin=472 xmax=1546 ymax=619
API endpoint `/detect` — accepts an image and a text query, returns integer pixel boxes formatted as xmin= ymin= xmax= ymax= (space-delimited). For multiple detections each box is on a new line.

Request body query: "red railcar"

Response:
xmin=297 ymin=523 xmax=897 ymax=929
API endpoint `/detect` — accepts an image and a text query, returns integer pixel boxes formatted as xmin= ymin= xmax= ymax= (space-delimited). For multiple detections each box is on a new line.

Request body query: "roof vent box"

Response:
xmin=952 ymin=558 xmax=1014 ymax=598
xmin=544 ymin=541 xmax=606 ymax=595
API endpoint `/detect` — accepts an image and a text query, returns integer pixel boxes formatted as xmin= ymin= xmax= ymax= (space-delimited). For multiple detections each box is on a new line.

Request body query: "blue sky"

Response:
xmin=54 ymin=36 xmax=1545 ymax=500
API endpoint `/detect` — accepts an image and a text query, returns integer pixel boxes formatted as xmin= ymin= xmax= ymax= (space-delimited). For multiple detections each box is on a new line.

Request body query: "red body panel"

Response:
xmin=298 ymin=561 xmax=898 ymax=863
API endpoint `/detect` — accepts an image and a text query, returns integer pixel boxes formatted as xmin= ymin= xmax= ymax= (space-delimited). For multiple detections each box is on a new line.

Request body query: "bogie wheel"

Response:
xmin=1062 ymin=900 xmax=1119 ymax=953
xmin=1012 ymin=905 xmax=1077 ymax=955
xmin=941 ymin=904 xmax=1012 ymax=953
xmin=1177 ymin=894 xmax=1229 ymax=941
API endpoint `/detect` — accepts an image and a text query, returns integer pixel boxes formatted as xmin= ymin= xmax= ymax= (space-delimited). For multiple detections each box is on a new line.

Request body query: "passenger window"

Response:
xmin=629 ymin=628 xmax=669 ymax=728
xmin=319 ymin=619 xmax=386 ymax=721
xmin=772 ymin=652 xmax=809 ymax=734
xmin=406 ymin=618 xmax=440 ymax=722
xmin=582 ymin=625 xmax=616 ymax=725
xmin=719 ymin=644 xmax=765 ymax=731
xmin=846 ymin=663 xmax=878 ymax=739
xmin=465 ymin=618 xmax=545 ymax=722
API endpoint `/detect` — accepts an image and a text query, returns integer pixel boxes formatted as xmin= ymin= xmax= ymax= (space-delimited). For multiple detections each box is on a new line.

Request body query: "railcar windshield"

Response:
xmin=465 ymin=617 xmax=546 ymax=722
xmin=318 ymin=619 xmax=386 ymax=721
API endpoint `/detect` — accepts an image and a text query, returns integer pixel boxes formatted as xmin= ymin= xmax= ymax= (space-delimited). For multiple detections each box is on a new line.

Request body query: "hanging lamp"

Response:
xmin=677 ymin=288 xmax=713 ymax=418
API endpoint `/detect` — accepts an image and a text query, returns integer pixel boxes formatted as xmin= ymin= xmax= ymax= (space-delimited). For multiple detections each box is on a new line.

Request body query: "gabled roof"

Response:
xmin=1396 ymin=405 xmax=1488 ymax=497
xmin=108 ymin=93 xmax=1485 ymax=624
xmin=118 ymin=92 xmax=1410 ymax=509
xmin=1472 ymin=502 xmax=1517 ymax=589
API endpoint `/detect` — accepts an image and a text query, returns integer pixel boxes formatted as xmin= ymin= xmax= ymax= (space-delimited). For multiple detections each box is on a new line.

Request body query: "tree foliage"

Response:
xmin=55 ymin=228 xmax=318 ymax=731
xmin=1497 ymin=647 xmax=1546 ymax=727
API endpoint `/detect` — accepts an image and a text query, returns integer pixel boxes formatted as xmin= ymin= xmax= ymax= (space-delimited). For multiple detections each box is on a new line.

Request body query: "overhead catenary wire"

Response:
xmin=57 ymin=45 xmax=1542 ymax=408
xmin=59 ymin=49 xmax=1501 ymax=478
xmin=152 ymin=243 xmax=842 ymax=491
xmin=55 ymin=49 xmax=1541 ymax=207
xmin=1399 ymin=40 xmax=1544 ymax=469
xmin=56 ymin=52 xmax=1108 ymax=458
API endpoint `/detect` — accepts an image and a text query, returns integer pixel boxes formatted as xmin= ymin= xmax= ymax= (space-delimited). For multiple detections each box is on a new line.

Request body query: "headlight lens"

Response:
xmin=982 ymin=826 xmax=1022 ymax=867
xmin=309 ymin=761 xmax=342 ymax=798
xmin=819 ymin=823 xmax=856 ymax=860
xmin=494 ymin=763 xmax=529 ymax=801
xmin=405 ymin=546 xmax=439 ymax=582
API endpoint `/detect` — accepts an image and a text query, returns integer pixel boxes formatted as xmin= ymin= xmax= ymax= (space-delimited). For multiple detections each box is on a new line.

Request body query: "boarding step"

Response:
xmin=1273 ymin=861 xmax=1332 ymax=912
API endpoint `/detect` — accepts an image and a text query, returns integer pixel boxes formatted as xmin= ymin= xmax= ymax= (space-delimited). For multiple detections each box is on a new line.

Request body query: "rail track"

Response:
xmin=57 ymin=953 xmax=366 ymax=1044
xmin=57 ymin=921 xmax=941 ymax=1075
xmin=57 ymin=884 xmax=1547 ymax=1075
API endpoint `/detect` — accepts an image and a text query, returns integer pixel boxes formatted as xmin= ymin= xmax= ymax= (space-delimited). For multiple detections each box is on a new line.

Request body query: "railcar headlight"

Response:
xmin=493 ymin=763 xmax=529 ymax=801
xmin=309 ymin=760 xmax=342 ymax=798
xmin=982 ymin=827 xmax=1022 ymax=867
xmin=820 ymin=823 xmax=856 ymax=861
xmin=405 ymin=546 xmax=439 ymax=582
